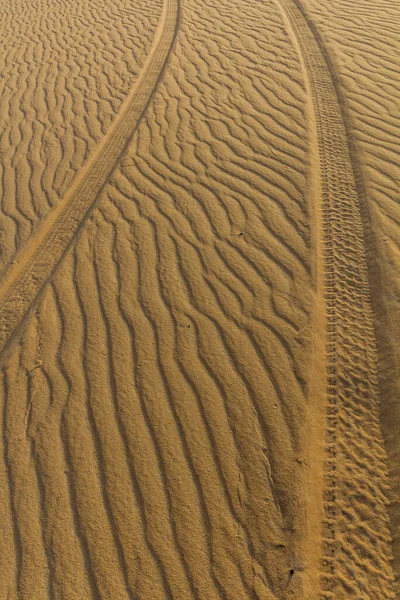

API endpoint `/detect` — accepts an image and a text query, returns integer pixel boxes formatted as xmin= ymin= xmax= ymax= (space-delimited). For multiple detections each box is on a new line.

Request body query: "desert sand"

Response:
xmin=0 ymin=0 xmax=398 ymax=597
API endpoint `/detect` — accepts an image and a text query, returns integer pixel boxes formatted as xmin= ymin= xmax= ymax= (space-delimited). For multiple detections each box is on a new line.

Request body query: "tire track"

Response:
xmin=275 ymin=0 xmax=396 ymax=596
xmin=0 ymin=0 xmax=161 ymax=274
xmin=293 ymin=0 xmax=400 ymax=585
xmin=0 ymin=0 xmax=180 ymax=360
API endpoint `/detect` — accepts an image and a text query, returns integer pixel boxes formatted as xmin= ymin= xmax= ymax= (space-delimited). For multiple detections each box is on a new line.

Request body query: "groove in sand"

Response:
xmin=0 ymin=0 xmax=180 ymax=359
xmin=275 ymin=0 xmax=396 ymax=596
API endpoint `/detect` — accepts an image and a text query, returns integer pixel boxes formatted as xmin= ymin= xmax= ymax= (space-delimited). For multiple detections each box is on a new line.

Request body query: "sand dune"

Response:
xmin=0 ymin=0 xmax=398 ymax=597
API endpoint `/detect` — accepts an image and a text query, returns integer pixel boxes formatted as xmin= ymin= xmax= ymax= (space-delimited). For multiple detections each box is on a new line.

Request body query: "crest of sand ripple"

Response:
xmin=0 ymin=0 xmax=313 ymax=597
xmin=0 ymin=0 xmax=161 ymax=273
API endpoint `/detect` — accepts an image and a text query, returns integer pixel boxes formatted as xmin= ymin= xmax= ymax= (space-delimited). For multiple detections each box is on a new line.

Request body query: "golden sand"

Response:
xmin=0 ymin=0 xmax=398 ymax=597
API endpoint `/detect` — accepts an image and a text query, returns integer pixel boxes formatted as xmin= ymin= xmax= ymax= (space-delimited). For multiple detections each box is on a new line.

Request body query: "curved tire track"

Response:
xmin=275 ymin=0 xmax=396 ymax=597
xmin=0 ymin=0 xmax=180 ymax=359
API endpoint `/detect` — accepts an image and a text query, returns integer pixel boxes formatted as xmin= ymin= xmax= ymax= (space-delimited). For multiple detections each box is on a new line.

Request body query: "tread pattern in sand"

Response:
xmin=276 ymin=0 xmax=396 ymax=596
xmin=0 ymin=0 xmax=312 ymax=597
xmin=0 ymin=0 xmax=179 ymax=359
xmin=301 ymin=0 xmax=400 ymax=584
xmin=0 ymin=0 xmax=161 ymax=273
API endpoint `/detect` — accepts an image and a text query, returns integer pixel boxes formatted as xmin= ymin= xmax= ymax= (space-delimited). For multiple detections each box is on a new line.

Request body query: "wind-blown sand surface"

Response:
xmin=0 ymin=0 xmax=398 ymax=597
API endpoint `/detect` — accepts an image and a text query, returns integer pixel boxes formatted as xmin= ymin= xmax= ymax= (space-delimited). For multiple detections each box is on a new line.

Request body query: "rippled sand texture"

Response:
xmin=0 ymin=0 xmax=398 ymax=598
xmin=0 ymin=0 xmax=313 ymax=597
xmin=0 ymin=0 xmax=162 ymax=273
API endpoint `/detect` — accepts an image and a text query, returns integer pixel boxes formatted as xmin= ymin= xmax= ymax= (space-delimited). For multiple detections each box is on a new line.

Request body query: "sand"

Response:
xmin=0 ymin=0 xmax=398 ymax=597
